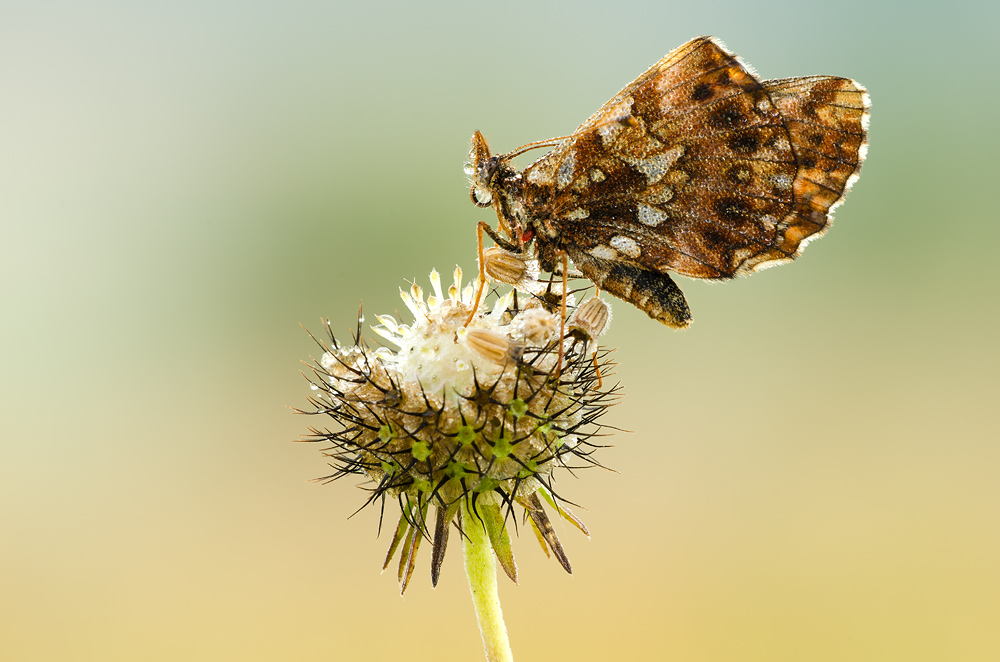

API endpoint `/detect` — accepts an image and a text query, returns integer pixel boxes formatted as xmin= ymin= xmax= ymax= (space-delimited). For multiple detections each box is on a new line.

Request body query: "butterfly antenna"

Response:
xmin=504 ymin=136 xmax=573 ymax=160
xmin=589 ymin=111 xmax=638 ymax=133
xmin=506 ymin=110 xmax=638 ymax=161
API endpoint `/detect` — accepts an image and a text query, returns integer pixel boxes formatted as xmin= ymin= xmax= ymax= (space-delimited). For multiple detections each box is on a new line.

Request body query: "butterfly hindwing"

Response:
xmin=470 ymin=37 xmax=869 ymax=327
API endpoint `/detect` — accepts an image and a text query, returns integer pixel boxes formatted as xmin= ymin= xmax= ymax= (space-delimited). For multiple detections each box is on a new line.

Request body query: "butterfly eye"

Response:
xmin=486 ymin=155 xmax=500 ymax=177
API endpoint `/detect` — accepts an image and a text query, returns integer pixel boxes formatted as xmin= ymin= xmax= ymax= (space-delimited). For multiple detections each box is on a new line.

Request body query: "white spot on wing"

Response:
xmin=565 ymin=208 xmax=589 ymax=220
xmin=620 ymin=145 xmax=684 ymax=184
xmin=557 ymin=150 xmax=576 ymax=189
xmin=589 ymin=168 xmax=605 ymax=182
xmin=772 ymin=173 xmax=793 ymax=190
xmin=646 ymin=184 xmax=674 ymax=205
xmin=598 ymin=123 xmax=623 ymax=145
xmin=598 ymin=97 xmax=634 ymax=145
xmin=637 ymin=203 xmax=668 ymax=227
xmin=610 ymin=235 xmax=640 ymax=258
xmin=589 ymin=245 xmax=618 ymax=260
xmin=526 ymin=164 xmax=553 ymax=185
xmin=731 ymin=247 xmax=755 ymax=266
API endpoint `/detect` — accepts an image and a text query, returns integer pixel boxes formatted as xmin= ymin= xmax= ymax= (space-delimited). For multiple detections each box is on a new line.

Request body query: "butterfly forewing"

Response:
xmin=478 ymin=36 xmax=869 ymax=327
xmin=523 ymin=38 xmax=809 ymax=279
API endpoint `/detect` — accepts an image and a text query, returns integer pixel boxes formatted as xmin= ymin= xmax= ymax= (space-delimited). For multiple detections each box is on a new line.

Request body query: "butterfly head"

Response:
xmin=466 ymin=130 xmax=504 ymax=208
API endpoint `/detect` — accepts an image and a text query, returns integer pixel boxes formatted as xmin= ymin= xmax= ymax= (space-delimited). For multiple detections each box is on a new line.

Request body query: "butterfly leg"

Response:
xmin=480 ymin=220 xmax=520 ymax=253
xmin=465 ymin=221 xmax=526 ymax=327
xmin=555 ymin=251 xmax=568 ymax=379
xmin=465 ymin=222 xmax=491 ymax=326
xmin=592 ymin=283 xmax=604 ymax=384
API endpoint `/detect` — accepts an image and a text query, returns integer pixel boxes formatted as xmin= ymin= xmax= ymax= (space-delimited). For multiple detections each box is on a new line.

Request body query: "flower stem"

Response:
xmin=462 ymin=502 xmax=514 ymax=662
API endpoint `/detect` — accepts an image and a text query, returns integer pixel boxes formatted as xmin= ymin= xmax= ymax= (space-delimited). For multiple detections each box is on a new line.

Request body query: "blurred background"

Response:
xmin=2 ymin=1 xmax=998 ymax=660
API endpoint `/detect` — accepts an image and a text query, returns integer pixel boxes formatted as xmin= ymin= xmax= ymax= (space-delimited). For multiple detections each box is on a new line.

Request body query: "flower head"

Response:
xmin=299 ymin=267 xmax=617 ymax=592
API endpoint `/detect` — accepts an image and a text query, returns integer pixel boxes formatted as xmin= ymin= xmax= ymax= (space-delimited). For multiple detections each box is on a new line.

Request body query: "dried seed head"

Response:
xmin=464 ymin=327 xmax=516 ymax=364
xmin=481 ymin=246 xmax=541 ymax=293
xmin=568 ymin=296 xmax=612 ymax=346
xmin=516 ymin=307 xmax=559 ymax=345
xmin=298 ymin=267 xmax=619 ymax=592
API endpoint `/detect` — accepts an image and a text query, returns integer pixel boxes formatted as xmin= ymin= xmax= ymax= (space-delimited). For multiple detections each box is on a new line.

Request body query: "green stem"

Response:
xmin=462 ymin=502 xmax=514 ymax=662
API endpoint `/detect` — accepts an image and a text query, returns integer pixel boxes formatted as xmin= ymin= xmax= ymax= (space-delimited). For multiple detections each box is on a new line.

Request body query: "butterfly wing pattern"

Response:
xmin=470 ymin=36 xmax=869 ymax=328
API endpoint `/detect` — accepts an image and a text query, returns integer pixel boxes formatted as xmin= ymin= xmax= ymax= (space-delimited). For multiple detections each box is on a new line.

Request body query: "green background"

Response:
xmin=3 ymin=1 xmax=998 ymax=660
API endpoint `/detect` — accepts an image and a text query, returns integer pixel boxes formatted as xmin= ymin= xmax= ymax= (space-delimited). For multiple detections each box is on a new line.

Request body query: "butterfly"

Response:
xmin=466 ymin=36 xmax=869 ymax=328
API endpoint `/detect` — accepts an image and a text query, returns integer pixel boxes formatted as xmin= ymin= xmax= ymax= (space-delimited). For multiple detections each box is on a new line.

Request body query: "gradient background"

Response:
xmin=3 ymin=1 xmax=998 ymax=660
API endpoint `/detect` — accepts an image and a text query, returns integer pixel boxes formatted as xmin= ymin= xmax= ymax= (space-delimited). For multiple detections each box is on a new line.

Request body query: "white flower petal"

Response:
xmin=371 ymin=324 xmax=401 ymax=345
xmin=429 ymin=269 xmax=444 ymax=301
xmin=400 ymin=289 xmax=423 ymax=320
xmin=375 ymin=314 xmax=399 ymax=333
xmin=490 ymin=290 xmax=515 ymax=319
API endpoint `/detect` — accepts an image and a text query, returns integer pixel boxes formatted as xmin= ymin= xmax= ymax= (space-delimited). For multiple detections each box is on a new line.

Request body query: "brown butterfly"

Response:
xmin=467 ymin=36 xmax=869 ymax=328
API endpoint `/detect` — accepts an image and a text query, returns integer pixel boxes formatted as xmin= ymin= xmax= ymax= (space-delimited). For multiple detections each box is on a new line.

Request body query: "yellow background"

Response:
xmin=3 ymin=1 xmax=998 ymax=660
